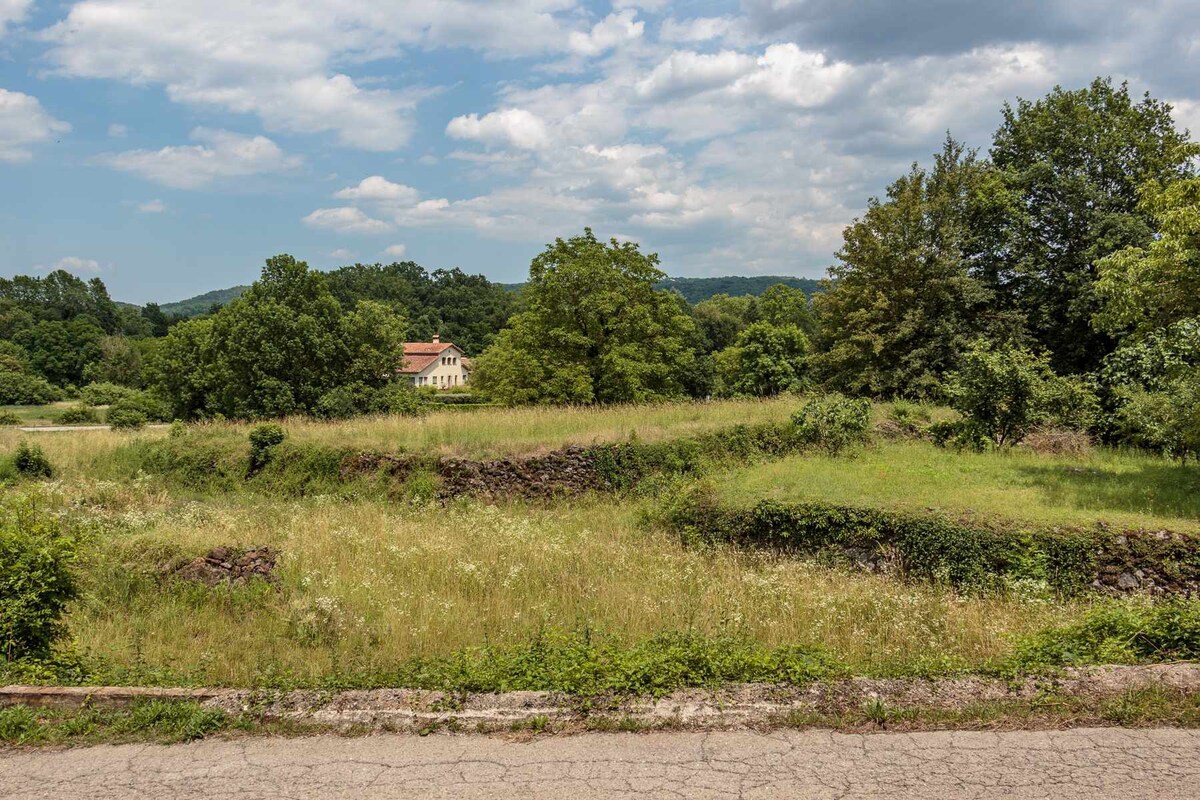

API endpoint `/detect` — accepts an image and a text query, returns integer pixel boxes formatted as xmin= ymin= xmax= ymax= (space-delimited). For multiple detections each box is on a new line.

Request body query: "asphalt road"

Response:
xmin=5 ymin=726 xmax=1199 ymax=799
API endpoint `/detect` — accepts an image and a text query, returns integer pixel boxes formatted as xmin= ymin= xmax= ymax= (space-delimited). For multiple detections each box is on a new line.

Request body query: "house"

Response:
xmin=399 ymin=335 xmax=469 ymax=389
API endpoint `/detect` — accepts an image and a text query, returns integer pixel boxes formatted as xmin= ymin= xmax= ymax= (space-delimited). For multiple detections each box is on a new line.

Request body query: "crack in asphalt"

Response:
xmin=3 ymin=727 xmax=1198 ymax=799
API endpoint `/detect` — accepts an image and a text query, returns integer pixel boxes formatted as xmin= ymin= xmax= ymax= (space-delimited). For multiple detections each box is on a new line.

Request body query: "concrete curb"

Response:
xmin=0 ymin=685 xmax=220 ymax=710
xmin=5 ymin=663 xmax=1199 ymax=730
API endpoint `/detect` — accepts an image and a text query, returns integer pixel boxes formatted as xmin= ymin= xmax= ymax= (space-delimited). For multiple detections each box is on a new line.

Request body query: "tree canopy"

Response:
xmin=472 ymin=230 xmax=700 ymax=405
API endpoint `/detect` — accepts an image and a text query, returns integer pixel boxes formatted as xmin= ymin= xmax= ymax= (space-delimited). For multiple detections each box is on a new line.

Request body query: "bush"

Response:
xmin=52 ymin=404 xmax=100 ymax=425
xmin=0 ymin=371 xmax=62 ymax=405
xmin=106 ymin=408 xmax=148 ymax=430
xmin=13 ymin=442 xmax=52 ymax=479
xmin=1114 ymin=372 xmax=1200 ymax=463
xmin=79 ymin=382 xmax=137 ymax=406
xmin=791 ymin=394 xmax=872 ymax=454
xmin=0 ymin=498 xmax=78 ymax=658
xmin=315 ymin=381 xmax=428 ymax=419
xmin=945 ymin=341 xmax=1096 ymax=448
xmin=248 ymin=423 xmax=287 ymax=473
xmin=0 ymin=411 xmax=20 ymax=426
xmin=107 ymin=390 xmax=172 ymax=423
xmin=1011 ymin=600 xmax=1200 ymax=670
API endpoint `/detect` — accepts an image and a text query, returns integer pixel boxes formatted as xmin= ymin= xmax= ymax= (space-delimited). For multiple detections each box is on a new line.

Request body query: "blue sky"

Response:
xmin=1 ymin=0 xmax=1198 ymax=304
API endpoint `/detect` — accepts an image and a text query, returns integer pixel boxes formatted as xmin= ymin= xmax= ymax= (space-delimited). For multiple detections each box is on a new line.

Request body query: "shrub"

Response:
xmin=13 ymin=442 xmax=52 ymax=479
xmin=52 ymin=404 xmax=101 ymax=425
xmin=248 ymin=423 xmax=287 ymax=473
xmin=107 ymin=391 xmax=172 ymax=423
xmin=106 ymin=408 xmax=148 ymax=430
xmin=315 ymin=381 xmax=427 ymax=419
xmin=0 ymin=411 xmax=20 ymax=426
xmin=1114 ymin=372 xmax=1200 ymax=463
xmin=1011 ymin=600 xmax=1200 ymax=670
xmin=79 ymin=382 xmax=137 ymax=406
xmin=791 ymin=394 xmax=872 ymax=454
xmin=0 ymin=498 xmax=78 ymax=658
xmin=945 ymin=341 xmax=1096 ymax=448
xmin=0 ymin=371 xmax=62 ymax=405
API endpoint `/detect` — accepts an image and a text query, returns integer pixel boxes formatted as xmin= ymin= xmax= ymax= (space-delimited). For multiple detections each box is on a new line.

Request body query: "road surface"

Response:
xmin=4 ymin=727 xmax=1198 ymax=799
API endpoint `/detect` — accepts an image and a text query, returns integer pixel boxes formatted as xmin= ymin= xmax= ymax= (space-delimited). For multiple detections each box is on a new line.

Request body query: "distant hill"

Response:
xmin=159 ymin=285 xmax=249 ymax=317
xmin=657 ymin=276 xmax=823 ymax=304
xmin=499 ymin=275 xmax=824 ymax=304
xmin=153 ymin=275 xmax=824 ymax=318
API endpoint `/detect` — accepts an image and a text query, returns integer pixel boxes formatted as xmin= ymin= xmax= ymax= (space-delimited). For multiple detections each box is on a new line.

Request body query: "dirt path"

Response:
xmin=4 ymin=727 xmax=1198 ymax=799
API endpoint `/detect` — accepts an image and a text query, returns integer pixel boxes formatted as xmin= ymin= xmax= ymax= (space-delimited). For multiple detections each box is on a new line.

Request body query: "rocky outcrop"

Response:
xmin=437 ymin=446 xmax=603 ymax=500
xmin=168 ymin=546 xmax=279 ymax=586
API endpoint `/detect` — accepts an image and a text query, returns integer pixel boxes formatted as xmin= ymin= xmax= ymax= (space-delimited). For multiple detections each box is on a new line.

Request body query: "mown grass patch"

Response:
xmin=720 ymin=440 xmax=1200 ymax=532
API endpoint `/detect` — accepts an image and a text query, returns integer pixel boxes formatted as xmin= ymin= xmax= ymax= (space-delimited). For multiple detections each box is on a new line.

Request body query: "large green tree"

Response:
xmin=714 ymin=321 xmax=810 ymax=397
xmin=472 ymin=230 xmax=700 ymax=405
xmin=990 ymin=78 xmax=1199 ymax=373
xmin=1094 ymin=178 xmax=1200 ymax=339
xmin=151 ymin=255 xmax=411 ymax=418
xmin=810 ymin=138 xmax=1010 ymax=399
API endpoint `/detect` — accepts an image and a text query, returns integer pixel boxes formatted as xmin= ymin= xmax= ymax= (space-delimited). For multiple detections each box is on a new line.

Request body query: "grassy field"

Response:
xmin=1 ymin=401 xmax=78 ymax=427
xmin=2 ymin=397 xmax=1198 ymax=694
xmin=720 ymin=440 xmax=1200 ymax=532
xmin=0 ymin=397 xmax=802 ymax=479
xmin=62 ymin=494 xmax=1082 ymax=686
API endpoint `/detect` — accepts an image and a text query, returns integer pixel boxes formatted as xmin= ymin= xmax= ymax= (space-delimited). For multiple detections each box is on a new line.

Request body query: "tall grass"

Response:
xmin=68 ymin=496 xmax=1084 ymax=687
xmin=0 ymin=397 xmax=802 ymax=479
xmin=720 ymin=440 xmax=1200 ymax=531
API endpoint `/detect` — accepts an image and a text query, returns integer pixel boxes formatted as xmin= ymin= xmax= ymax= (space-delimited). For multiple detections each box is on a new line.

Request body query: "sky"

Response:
xmin=1 ymin=1 xmax=1198 ymax=304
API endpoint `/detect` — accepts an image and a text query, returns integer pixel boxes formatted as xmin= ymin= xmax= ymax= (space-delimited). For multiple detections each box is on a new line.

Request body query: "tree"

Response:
xmin=150 ymin=255 xmax=413 ymax=419
xmin=990 ymin=78 xmax=1199 ymax=373
xmin=692 ymin=293 xmax=757 ymax=352
xmin=82 ymin=335 xmax=144 ymax=387
xmin=810 ymin=137 xmax=1008 ymax=399
xmin=472 ymin=230 xmax=700 ymax=405
xmin=1094 ymin=178 xmax=1200 ymax=338
xmin=757 ymin=284 xmax=815 ymax=333
xmin=715 ymin=322 xmax=810 ymax=397
xmin=945 ymin=341 xmax=1096 ymax=448
xmin=13 ymin=317 xmax=105 ymax=386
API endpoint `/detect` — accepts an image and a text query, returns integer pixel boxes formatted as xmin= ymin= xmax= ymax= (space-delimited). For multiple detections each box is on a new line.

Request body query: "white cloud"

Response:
xmin=1168 ymin=98 xmax=1200 ymax=138
xmin=382 ymin=244 xmax=407 ymax=258
xmin=96 ymin=128 xmax=301 ymax=188
xmin=0 ymin=89 xmax=71 ymax=162
xmin=37 ymin=1 xmax=598 ymax=152
xmin=0 ymin=0 xmax=30 ymax=38
xmin=659 ymin=16 xmax=737 ymax=44
xmin=136 ymin=199 xmax=166 ymax=213
xmin=334 ymin=176 xmax=420 ymax=203
xmin=108 ymin=123 xmax=129 ymax=138
xmin=635 ymin=50 xmax=756 ymax=100
xmin=37 ymin=256 xmax=102 ymax=274
xmin=568 ymin=10 xmax=644 ymax=57
xmin=731 ymin=44 xmax=853 ymax=107
xmin=302 ymin=206 xmax=392 ymax=234
xmin=328 ymin=248 xmax=355 ymax=259
xmin=446 ymin=108 xmax=550 ymax=150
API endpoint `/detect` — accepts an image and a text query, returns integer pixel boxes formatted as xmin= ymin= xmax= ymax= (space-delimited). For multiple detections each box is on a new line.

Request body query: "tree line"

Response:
xmin=1 ymin=77 xmax=1196 ymax=454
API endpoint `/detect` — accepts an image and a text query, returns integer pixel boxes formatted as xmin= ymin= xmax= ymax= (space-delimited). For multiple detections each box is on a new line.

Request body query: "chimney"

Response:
xmin=432 ymin=334 xmax=440 ymax=344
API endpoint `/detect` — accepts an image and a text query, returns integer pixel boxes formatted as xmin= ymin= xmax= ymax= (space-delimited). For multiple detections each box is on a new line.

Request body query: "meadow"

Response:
xmin=3 ymin=396 xmax=1199 ymax=692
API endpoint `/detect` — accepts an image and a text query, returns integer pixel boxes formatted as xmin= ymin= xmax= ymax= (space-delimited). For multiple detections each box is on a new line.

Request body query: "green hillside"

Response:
xmin=158 ymin=285 xmax=249 ymax=317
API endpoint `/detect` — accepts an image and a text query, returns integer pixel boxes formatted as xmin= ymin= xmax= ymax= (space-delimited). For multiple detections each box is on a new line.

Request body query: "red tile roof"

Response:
xmin=398 ymin=341 xmax=460 ymax=374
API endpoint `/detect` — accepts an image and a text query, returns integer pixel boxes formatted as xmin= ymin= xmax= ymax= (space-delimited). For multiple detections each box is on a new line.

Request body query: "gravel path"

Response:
xmin=4 ymin=727 xmax=1198 ymax=799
